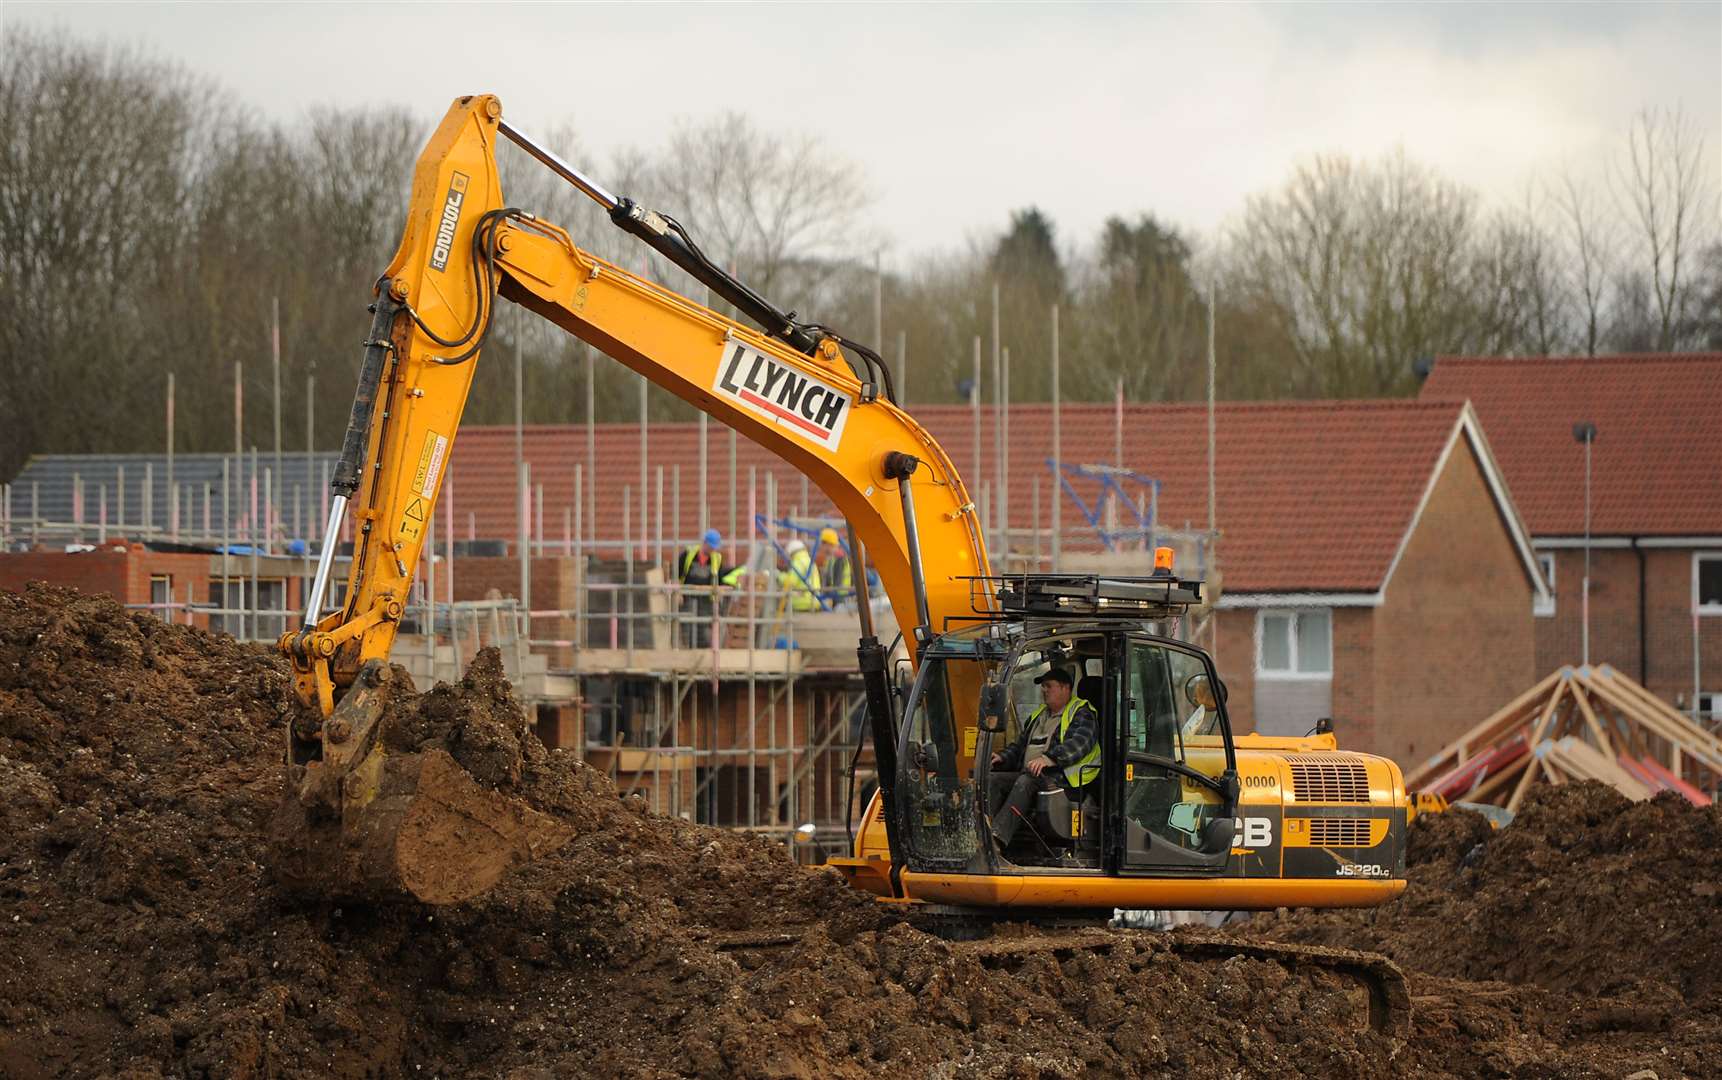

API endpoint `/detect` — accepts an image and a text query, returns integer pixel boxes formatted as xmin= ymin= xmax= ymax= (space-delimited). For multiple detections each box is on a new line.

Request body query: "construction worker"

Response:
xmin=988 ymin=667 xmax=1100 ymax=848
xmin=776 ymin=538 xmax=822 ymax=613
xmin=814 ymin=527 xmax=854 ymax=608
xmin=676 ymin=529 xmax=726 ymax=646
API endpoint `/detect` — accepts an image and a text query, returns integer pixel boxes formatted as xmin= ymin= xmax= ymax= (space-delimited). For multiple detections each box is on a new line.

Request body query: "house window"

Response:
xmin=1697 ymin=692 xmax=1720 ymax=725
xmin=1257 ymin=609 xmax=1332 ymax=677
xmin=1696 ymin=554 xmax=1722 ymax=615
xmin=1534 ymin=553 xmax=1556 ymax=617
xmin=149 ymin=574 xmax=173 ymax=612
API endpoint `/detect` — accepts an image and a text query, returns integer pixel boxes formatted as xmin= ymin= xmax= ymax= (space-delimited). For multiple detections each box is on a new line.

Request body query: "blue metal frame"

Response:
xmin=1047 ymin=461 xmax=1161 ymax=553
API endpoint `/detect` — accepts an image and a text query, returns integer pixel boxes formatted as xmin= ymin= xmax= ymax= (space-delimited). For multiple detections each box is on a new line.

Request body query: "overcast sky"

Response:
xmin=8 ymin=1 xmax=1719 ymax=265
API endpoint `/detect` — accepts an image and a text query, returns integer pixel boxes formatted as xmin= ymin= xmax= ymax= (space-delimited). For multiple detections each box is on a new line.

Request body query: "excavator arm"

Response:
xmin=275 ymin=94 xmax=989 ymax=903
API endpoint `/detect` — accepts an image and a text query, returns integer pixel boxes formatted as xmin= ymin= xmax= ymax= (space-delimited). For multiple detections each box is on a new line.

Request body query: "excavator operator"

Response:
xmin=988 ymin=668 xmax=1101 ymax=847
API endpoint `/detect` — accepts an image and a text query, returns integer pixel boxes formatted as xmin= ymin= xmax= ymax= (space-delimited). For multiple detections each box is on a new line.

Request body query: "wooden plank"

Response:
xmin=1468 ymin=754 xmax=1532 ymax=806
xmin=1405 ymin=669 xmax=1566 ymax=788
xmin=1505 ymin=742 xmax=1545 ymax=814
xmin=1591 ymin=666 xmax=1722 ymax=756
xmin=1541 ymin=735 xmax=1652 ymax=799
xmin=1569 ymin=687 xmax=1614 ymax=756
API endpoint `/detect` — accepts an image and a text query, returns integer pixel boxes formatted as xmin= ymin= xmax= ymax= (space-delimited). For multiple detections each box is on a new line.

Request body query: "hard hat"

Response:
xmin=703 ymin=528 xmax=721 ymax=548
xmin=818 ymin=527 xmax=840 ymax=546
xmin=785 ymin=539 xmax=807 ymax=555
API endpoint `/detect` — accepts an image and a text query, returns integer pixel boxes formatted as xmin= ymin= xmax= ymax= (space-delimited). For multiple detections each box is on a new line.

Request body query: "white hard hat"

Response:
xmin=785 ymin=539 xmax=807 ymax=555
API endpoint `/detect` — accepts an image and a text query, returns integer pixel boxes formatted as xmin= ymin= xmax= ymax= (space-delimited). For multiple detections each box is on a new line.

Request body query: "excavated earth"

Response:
xmin=0 ymin=583 xmax=1718 ymax=1078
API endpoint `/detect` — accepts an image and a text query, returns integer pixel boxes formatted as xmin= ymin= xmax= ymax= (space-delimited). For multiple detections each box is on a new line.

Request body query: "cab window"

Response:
xmin=1125 ymin=642 xmax=1209 ymax=762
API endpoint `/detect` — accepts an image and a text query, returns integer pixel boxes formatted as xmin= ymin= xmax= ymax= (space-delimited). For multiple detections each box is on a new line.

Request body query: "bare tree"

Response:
xmin=1223 ymin=150 xmax=1502 ymax=395
xmin=1551 ymin=169 xmax=1616 ymax=356
xmin=1612 ymin=106 xmax=1717 ymax=350
xmin=644 ymin=113 xmax=873 ymax=313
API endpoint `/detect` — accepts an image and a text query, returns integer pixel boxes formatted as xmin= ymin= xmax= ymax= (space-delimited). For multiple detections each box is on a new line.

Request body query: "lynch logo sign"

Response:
xmin=712 ymin=341 xmax=851 ymax=451
xmin=429 ymin=171 xmax=470 ymax=272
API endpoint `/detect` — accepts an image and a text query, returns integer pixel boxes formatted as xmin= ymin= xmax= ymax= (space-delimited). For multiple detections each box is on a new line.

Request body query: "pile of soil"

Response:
xmin=0 ymin=583 xmax=1717 ymax=1078
xmin=1247 ymin=784 xmax=1722 ymax=1006
xmin=0 ymin=586 xmax=1398 ymax=1079
xmin=1241 ymin=784 xmax=1722 ymax=1077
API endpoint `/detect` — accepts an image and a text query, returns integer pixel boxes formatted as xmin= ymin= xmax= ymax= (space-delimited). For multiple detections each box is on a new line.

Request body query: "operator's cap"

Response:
xmin=703 ymin=528 xmax=721 ymax=547
xmin=818 ymin=527 xmax=840 ymax=546
xmin=1033 ymin=667 xmax=1074 ymax=687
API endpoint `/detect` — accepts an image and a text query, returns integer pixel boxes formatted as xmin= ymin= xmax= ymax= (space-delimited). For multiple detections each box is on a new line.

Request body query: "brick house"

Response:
xmin=1422 ymin=354 xmax=1722 ymax=720
xmin=1170 ymin=400 xmax=1547 ymax=768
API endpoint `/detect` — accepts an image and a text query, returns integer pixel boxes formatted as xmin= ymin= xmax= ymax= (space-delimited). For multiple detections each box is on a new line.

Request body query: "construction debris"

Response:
xmin=1408 ymin=664 xmax=1722 ymax=812
xmin=2 ymin=586 xmax=1719 ymax=1078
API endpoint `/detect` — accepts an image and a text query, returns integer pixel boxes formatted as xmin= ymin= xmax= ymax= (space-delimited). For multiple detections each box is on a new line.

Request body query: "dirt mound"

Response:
xmin=0 ymin=586 xmax=1391 ymax=1078
xmin=1246 ymin=783 xmax=1722 ymax=1009
xmin=1 ymin=583 xmax=1715 ymax=1079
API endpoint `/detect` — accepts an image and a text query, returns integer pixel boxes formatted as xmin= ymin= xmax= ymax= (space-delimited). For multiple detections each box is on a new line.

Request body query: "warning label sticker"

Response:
xmin=412 ymin=431 xmax=449 ymax=500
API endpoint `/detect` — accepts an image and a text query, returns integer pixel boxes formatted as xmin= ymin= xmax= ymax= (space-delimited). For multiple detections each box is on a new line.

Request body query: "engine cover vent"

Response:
xmin=1307 ymin=817 xmax=1374 ymax=848
xmin=1285 ymin=755 xmax=1370 ymax=803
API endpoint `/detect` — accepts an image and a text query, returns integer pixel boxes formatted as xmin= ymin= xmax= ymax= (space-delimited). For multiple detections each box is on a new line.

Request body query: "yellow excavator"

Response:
xmin=276 ymin=95 xmax=1411 ymax=938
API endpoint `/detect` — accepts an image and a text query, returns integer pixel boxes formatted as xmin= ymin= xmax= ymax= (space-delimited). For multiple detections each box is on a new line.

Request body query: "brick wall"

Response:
xmin=450 ymin=555 xmax=584 ymax=665
xmin=1212 ymin=610 xmax=1257 ymax=734
xmin=1534 ymin=546 xmax=1722 ymax=712
xmin=1371 ymin=441 xmax=1537 ymax=769
xmin=1645 ymin=548 xmax=1722 ymax=708
xmin=0 ymin=543 xmax=213 ymax=627
xmin=1536 ymin=547 xmax=1641 ymax=678
xmin=1330 ymin=608 xmax=1376 ymax=752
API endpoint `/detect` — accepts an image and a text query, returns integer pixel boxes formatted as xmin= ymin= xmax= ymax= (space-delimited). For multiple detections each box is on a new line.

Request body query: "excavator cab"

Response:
xmin=840 ymin=571 xmax=1409 ymax=914
xmin=892 ymin=574 xmax=1241 ymax=876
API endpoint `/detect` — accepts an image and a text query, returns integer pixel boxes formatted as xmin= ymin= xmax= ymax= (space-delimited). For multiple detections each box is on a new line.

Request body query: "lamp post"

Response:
xmin=1573 ymin=421 xmax=1598 ymax=666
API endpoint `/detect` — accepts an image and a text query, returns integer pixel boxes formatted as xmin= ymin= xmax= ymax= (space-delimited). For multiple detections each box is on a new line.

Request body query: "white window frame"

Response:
xmin=1255 ymin=608 xmax=1333 ymax=679
xmin=1695 ymin=553 xmax=1722 ymax=616
xmin=149 ymin=574 xmax=174 ymax=610
xmin=1534 ymin=553 xmax=1556 ymax=617
xmin=1697 ymin=692 xmax=1720 ymax=724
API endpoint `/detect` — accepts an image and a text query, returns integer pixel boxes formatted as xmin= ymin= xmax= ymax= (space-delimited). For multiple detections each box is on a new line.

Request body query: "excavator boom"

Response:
xmin=276 ymin=94 xmax=987 ymax=904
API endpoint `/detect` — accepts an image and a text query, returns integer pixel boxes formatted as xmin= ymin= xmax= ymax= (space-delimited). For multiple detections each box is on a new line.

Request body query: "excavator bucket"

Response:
xmin=270 ymin=662 xmax=573 ymax=905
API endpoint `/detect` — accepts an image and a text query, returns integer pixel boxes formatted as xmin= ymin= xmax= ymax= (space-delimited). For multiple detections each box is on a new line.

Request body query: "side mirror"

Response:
xmin=1200 ymin=817 xmax=1236 ymax=855
xmin=1219 ymin=769 xmax=1241 ymax=805
xmin=979 ymin=683 xmax=1008 ymax=733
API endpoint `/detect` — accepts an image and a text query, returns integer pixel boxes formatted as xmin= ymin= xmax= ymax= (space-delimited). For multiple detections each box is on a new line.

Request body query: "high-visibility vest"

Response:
xmin=780 ymin=549 xmax=821 ymax=611
xmin=679 ymin=546 xmax=722 ymax=587
xmin=1023 ymin=695 xmax=1100 ymax=788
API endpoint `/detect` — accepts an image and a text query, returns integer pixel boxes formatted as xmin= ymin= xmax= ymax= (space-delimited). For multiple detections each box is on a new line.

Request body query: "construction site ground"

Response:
xmin=1 ymin=584 xmax=1717 ymax=1079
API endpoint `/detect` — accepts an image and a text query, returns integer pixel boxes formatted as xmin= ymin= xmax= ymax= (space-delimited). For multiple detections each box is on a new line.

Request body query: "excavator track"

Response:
xmin=904 ymin=908 xmax=1411 ymax=1036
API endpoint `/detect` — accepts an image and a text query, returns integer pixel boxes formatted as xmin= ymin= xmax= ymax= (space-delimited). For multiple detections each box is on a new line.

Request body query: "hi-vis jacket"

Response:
xmin=778 ymin=548 xmax=821 ymax=611
xmin=998 ymin=695 xmax=1101 ymax=789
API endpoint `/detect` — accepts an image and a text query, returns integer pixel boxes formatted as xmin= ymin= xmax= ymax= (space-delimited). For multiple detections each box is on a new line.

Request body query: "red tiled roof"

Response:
xmin=441 ymin=398 xmax=1484 ymax=594
xmin=1421 ymin=354 xmax=1722 ymax=537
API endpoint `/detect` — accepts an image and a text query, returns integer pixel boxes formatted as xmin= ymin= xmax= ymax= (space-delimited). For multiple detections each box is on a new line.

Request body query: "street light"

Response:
xmin=1573 ymin=421 xmax=1598 ymax=666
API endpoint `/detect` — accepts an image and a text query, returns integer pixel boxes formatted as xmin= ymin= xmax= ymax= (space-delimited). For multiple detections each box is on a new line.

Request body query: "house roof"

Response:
xmin=441 ymin=397 xmax=1536 ymax=596
xmin=1421 ymin=353 xmax=1722 ymax=538
xmin=6 ymin=452 xmax=337 ymax=537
